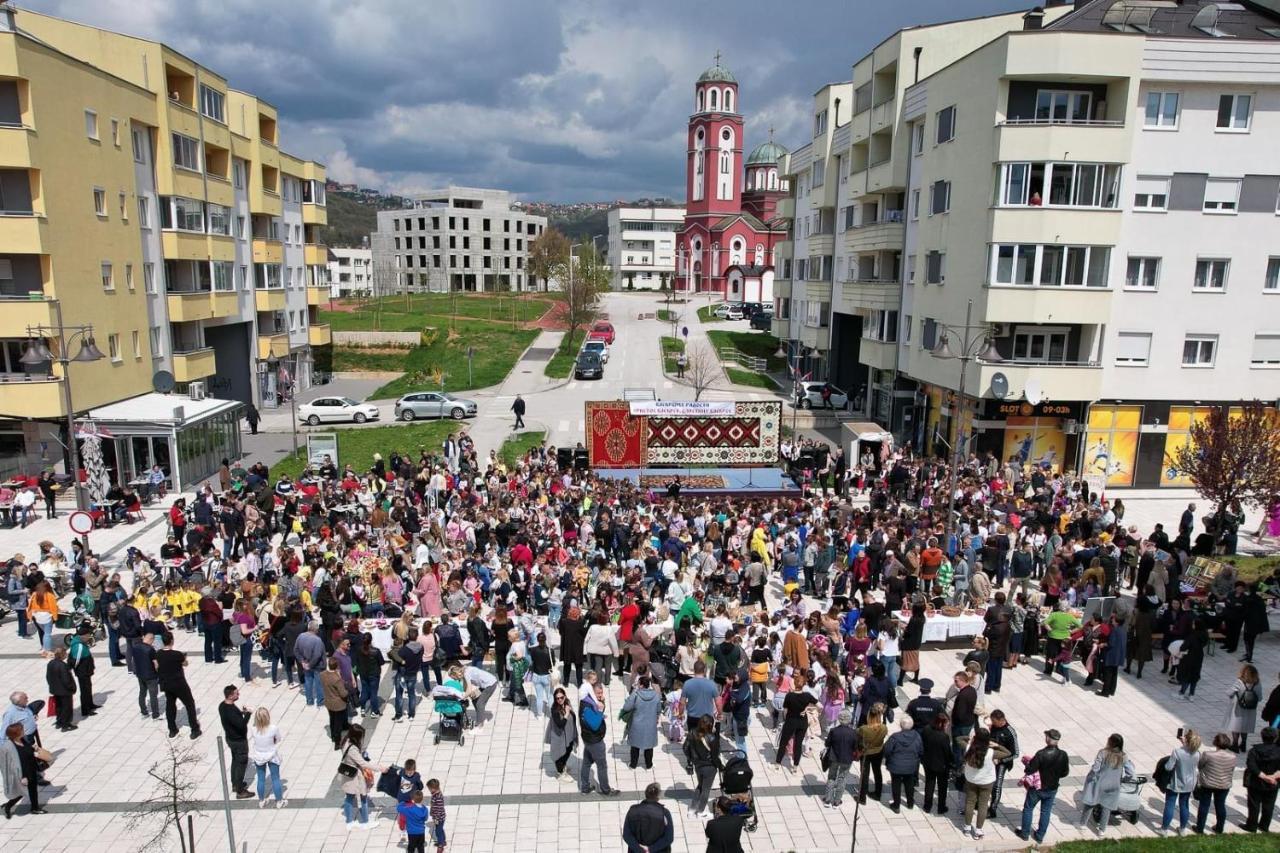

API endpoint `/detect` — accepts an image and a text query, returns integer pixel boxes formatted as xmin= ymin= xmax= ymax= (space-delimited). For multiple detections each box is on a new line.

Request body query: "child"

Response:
xmin=397 ymin=759 xmax=425 ymax=837
xmin=427 ymin=778 xmax=446 ymax=853
xmin=396 ymin=790 xmax=429 ymax=853
xmin=663 ymin=679 xmax=686 ymax=743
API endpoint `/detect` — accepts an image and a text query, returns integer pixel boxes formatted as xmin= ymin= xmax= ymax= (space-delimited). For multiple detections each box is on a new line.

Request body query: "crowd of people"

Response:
xmin=2 ymin=432 xmax=1279 ymax=850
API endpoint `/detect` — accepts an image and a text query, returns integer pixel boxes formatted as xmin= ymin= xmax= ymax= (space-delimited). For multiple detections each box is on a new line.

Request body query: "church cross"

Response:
xmin=714 ymin=49 xmax=721 ymax=67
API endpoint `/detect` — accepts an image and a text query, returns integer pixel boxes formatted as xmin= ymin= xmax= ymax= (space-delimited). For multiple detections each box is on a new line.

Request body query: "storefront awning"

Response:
xmin=87 ymin=392 xmax=242 ymax=429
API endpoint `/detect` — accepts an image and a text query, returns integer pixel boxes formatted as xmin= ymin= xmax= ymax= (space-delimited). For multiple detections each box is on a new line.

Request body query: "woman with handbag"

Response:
xmin=1195 ymin=733 xmax=1236 ymax=834
xmin=621 ymin=674 xmax=661 ymax=769
xmin=27 ymin=580 xmax=58 ymax=656
xmin=336 ymin=723 xmax=382 ymax=828
xmin=248 ymin=707 xmax=286 ymax=809
xmin=1079 ymin=733 xmax=1134 ymax=831
xmin=1159 ymin=729 xmax=1201 ymax=834
xmin=544 ymin=687 xmax=578 ymax=780
xmin=1225 ymin=664 xmax=1263 ymax=752
xmin=2 ymin=721 xmax=45 ymax=817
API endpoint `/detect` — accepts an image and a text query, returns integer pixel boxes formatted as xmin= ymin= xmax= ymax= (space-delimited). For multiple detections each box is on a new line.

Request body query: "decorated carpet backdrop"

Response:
xmin=585 ymin=400 xmax=781 ymax=467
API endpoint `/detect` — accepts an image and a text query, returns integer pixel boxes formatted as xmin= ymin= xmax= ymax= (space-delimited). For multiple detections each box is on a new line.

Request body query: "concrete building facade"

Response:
xmin=327 ymin=246 xmax=372 ymax=298
xmin=606 ymin=206 xmax=684 ymax=290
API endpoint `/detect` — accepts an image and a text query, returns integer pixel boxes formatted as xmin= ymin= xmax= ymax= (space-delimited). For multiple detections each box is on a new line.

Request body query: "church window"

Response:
xmin=724 ymin=89 xmax=734 ymax=112
xmin=697 ymin=89 xmax=704 ymax=112
xmin=768 ymin=170 xmax=777 ymax=190
xmin=722 ymin=128 xmax=732 ymax=142
xmin=720 ymin=151 xmax=731 ymax=174
xmin=709 ymin=89 xmax=718 ymax=110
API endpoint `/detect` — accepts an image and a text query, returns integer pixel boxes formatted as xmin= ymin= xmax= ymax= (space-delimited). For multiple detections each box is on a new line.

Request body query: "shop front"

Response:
xmin=969 ymin=399 xmax=1085 ymax=476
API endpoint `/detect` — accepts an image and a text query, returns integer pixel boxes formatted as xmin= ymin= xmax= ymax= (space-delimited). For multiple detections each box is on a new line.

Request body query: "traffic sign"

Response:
xmin=681 ymin=326 xmax=688 ymax=338
xmin=68 ymin=511 xmax=94 ymax=536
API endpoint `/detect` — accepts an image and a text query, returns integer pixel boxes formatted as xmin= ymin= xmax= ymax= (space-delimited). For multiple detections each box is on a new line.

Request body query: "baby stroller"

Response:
xmin=1113 ymin=774 xmax=1149 ymax=824
xmin=429 ymin=684 xmax=468 ymax=746
xmin=719 ymin=749 xmax=758 ymax=832
xmin=649 ymin=643 xmax=679 ymax=692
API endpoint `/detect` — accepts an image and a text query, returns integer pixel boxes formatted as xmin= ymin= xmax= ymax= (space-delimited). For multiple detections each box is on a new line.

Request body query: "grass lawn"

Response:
xmin=499 ymin=431 xmax=547 ymax=468
xmin=546 ymin=329 xmax=588 ymax=379
xmin=656 ymin=309 xmax=677 ymax=323
xmin=725 ymin=367 xmax=778 ymax=389
xmin=660 ymin=335 xmax=685 ymax=373
xmin=1054 ymin=834 xmax=1280 ymax=852
xmin=1216 ymin=554 xmax=1280 ymax=583
xmin=321 ymin=293 xmax=553 ymax=330
xmin=706 ymin=329 xmax=786 ymax=372
xmin=696 ymin=304 xmax=724 ymax=323
xmin=272 ymin=421 xmax=456 ymax=481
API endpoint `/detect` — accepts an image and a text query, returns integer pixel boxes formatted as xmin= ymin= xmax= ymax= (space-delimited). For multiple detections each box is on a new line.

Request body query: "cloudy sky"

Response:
xmin=24 ymin=0 xmax=1038 ymax=201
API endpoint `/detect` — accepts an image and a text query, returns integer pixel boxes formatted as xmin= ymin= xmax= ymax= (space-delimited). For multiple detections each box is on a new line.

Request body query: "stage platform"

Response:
xmin=593 ymin=467 xmax=800 ymax=498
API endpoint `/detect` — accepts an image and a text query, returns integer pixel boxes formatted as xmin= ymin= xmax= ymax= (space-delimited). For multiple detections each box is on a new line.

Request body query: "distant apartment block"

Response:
xmin=328 ymin=247 xmax=372 ymax=298
xmin=607 ymin=206 xmax=684 ymax=290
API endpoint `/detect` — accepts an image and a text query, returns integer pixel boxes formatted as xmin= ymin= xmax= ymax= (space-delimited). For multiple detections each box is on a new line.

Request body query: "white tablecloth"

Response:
xmin=921 ymin=614 xmax=985 ymax=643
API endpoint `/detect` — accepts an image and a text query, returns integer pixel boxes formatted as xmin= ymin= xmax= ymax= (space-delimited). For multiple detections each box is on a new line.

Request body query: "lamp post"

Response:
xmin=20 ymin=301 xmax=106 ymax=512
xmin=928 ymin=298 xmax=1003 ymax=554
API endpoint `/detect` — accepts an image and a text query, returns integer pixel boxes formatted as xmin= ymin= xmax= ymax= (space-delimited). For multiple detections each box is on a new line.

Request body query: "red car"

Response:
xmin=588 ymin=321 xmax=615 ymax=344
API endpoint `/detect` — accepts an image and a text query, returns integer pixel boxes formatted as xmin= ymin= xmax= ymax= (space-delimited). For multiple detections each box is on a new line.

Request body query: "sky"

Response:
xmin=23 ymin=0 xmax=1042 ymax=202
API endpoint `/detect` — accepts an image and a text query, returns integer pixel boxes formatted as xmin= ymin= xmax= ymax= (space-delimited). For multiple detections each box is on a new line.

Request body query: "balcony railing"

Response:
xmin=851 ymin=275 xmax=899 ymax=284
xmin=998 ymin=117 xmax=1124 ymax=128
xmin=999 ymin=358 xmax=1101 ymax=368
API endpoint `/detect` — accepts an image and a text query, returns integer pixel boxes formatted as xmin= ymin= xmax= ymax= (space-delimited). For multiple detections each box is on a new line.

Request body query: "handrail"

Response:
xmin=998 ymin=118 xmax=1124 ymax=128
xmin=998 ymin=358 xmax=1102 ymax=368
xmin=717 ymin=346 xmax=767 ymax=372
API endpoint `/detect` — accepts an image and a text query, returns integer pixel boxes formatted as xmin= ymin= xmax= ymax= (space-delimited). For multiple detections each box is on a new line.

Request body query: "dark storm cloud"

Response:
xmin=22 ymin=0 xmax=1040 ymax=200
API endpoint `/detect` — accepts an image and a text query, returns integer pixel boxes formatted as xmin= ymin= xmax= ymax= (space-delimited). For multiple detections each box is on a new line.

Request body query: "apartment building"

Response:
xmin=374 ymin=187 xmax=547 ymax=292
xmin=0 ymin=5 xmax=326 ymax=482
xmin=897 ymin=0 xmax=1280 ymax=488
xmin=328 ymin=246 xmax=372 ymax=298
xmin=607 ymin=206 xmax=684 ymax=290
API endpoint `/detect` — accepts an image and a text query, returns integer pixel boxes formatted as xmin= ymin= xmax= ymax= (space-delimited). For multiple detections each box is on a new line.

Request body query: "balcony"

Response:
xmin=252 ymin=239 xmax=283 ymax=264
xmin=808 ymin=233 xmax=834 ymax=256
xmin=0 ymin=126 xmax=35 ymax=169
xmin=161 ymin=231 xmax=209 ymax=261
xmin=171 ymin=348 xmax=216 ymax=382
xmin=306 ymin=285 xmax=328 ymax=307
xmin=257 ymin=333 xmax=290 ymax=360
xmin=844 ymin=218 xmax=904 ymax=253
xmin=254 ymin=289 xmax=286 ymax=312
xmin=166 ymin=290 xmax=239 ymax=322
xmin=0 ymin=294 xmax=55 ymax=336
xmin=866 ymin=158 xmax=900 ymax=194
xmin=0 ymin=375 xmax=64 ymax=418
xmin=994 ymin=121 xmax=1128 ymax=166
xmin=303 ymin=243 xmax=328 ymax=266
xmin=302 ymin=202 xmax=326 ymax=226
xmin=836 ymin=278 xmax=901 ymax=314
xmin=860 ymin=338 xmax=897 ymax=371
xmin=870 ymin=98 xmax=896 ymax=133
xmin=0 ymin=214 xmax=47 ymax=250
xmin=984 ymin=285 xmax=1113 ymax=325
xmin=978 ymin=361 xmax=1102 ymax=403
xmin=989 ymin=208 xmax=1121 ymax=247
xmin=774 ymin=198 xmax=795 ymax=220
xmin=308 ymin=324 xmax=331 ymax=347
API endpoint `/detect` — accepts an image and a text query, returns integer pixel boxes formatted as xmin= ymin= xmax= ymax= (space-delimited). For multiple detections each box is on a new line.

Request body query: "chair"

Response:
xmin=126 ymin=497 xmax=145 ymax=524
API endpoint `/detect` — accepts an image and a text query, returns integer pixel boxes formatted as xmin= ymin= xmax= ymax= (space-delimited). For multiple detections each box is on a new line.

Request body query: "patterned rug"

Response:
xmin=638 ymin=474 xmax=726 ymax=489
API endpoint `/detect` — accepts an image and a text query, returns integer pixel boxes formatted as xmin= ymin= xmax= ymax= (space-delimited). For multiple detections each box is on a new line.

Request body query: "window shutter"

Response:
xmin=1252 ymin=334 xmax=1280 ymax=365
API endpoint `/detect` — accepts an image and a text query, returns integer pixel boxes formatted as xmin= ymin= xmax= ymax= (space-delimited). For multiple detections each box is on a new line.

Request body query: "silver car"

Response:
xmin=394 ymin=392 xmax=478 ymax=421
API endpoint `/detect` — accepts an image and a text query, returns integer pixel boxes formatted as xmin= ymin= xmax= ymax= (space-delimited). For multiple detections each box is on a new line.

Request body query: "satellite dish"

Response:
xmin=152 ymin=370 xmax=176 ymax=394
xmin=990 ymin=371 xmax=1009 ymax=400
xmin=1024 ymin=378 xmax=1044 ymax=406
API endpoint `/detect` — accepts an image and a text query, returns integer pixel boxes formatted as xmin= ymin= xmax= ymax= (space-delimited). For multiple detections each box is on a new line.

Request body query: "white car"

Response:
xmin=581 ymin=339 xmax=610 ymax=363
xmin=298 ymin=396 xmax=381 ymax=425
xmin=713 ymin=303 xmax=745 ymax=320
xmin=795 ymin=382 xmax=849 ymax=409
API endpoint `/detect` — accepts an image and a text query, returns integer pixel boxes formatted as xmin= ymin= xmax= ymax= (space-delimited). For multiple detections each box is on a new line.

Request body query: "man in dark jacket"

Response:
xmin=1096 ymin=613 xmax=1128 ymax=697
xmin=198 ymin=589 xmax=225 ymax=664
xmin=822 ymin=709 xmax=860 ymax=807
xmin=622 ymin=783 xmax=674 ymax=853
xmin=907 ymin=678 xmax=944 ymax=731
xmin=510 ymin=395 xmax=526 ymax=430
xmin=156 ymin=632 xmax=201 ymax=739
xmin=1242 ymin=725 xmax=1280 ymax=832
xmin=435 ymin=613 xmax=464 ymax=662
xmin=218 ymin=685 xmax=254 ymax=799
xmin=988 ymin=710 xmax=1019 ymax=818
xmin=1241 ymin=585 xmax=1271 ymax=664
xmin=949 ymin=670 xmax=979 ymax=767
xmin=579 ymin=683 xmax=619 ymax=796
xmin=46 ymin=647 xmax=77 ymax=731
xmin=116 ymin=598 xmax=143 ymax=673
xmin=131 ymin=633 xmax=161 ymax=718
xmin=1017 ymin=729 xmax=1071 ymax=844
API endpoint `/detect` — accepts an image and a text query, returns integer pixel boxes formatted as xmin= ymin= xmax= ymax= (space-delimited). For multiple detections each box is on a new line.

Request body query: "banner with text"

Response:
xmin=629 ymin=401 xmax=736 ymax=417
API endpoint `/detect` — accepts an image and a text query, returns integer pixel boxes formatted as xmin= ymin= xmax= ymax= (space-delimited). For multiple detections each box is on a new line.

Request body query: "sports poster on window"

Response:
xmin=1084 ymin=405 xmax=1140 ymax=487
xmin=1159 ymin=406 xmax=1211 ymax=487
xmin=1001 ymin=417 xmax=1065 ymax=473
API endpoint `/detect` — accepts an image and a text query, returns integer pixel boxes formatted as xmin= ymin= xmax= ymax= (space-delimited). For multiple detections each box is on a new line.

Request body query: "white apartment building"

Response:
xmin=607 ymin=206 xmax=684 ymax=290
xmin=374 ymin=187 xmax=547 ymax=292
xmin=327 ymin=246 xmax=372 ymax=298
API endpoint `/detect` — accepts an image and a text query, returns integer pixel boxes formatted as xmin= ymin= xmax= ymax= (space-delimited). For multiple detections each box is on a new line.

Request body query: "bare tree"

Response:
xmin=684 ymin=343 xmax=720 ymax=401
xmin=528 ymin=228 xmax=570 ymax=293
xmin=558 ymin=244 xmax=606 ymax=347
xmin=368 ymin=235 xmax=401 ymax=331
xmin=125 ymin=743 xmax=206 ymax=853
xmin=1173 ymin=401 xmax=1280 ymax=523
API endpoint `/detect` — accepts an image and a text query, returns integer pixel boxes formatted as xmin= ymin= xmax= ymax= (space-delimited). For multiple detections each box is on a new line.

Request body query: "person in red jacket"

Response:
xmin=616 ymin=594 xmax=640 ymax=678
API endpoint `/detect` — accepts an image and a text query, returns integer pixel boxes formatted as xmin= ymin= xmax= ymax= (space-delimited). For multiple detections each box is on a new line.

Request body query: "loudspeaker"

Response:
xmin=814 ymin=447 xmax=829 ymax=470
xmin=573 ymin=449 xmax=590 ymax=471
xmin=557 ymin=448 xmax=573 ymax=469
xmin=797 ymin=449 xmax=819 ymax=471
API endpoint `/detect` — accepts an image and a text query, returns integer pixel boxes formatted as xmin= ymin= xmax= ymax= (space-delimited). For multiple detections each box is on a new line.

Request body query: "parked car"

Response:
xmin=581 ymin=339 xmax=610 ymax=363
xmin=713 ymin=303 xmax=745 ymax=320
xmin=394 ymin=391 xmax=478 ymax=421
xmin=588 ymin=321 xmax=615 ymax=344
xmin=298 ymin=396 xmax=381 ymax=426
xmin=575 ymin=350 xmax=604 ymax=380
xmin=795 ymin=381 xmax=849 ymax=409
xmin=749 ymin=311 xmax=774 ymax=331
xmin=741 ymin=302 xmax=768 ymax=318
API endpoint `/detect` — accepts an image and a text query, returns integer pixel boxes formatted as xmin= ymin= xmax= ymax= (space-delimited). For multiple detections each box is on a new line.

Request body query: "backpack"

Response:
xmin=228 ymin=623 xmax=248 ymax=647
xmin=1237 ymin=683 xmax=1260 ymax=711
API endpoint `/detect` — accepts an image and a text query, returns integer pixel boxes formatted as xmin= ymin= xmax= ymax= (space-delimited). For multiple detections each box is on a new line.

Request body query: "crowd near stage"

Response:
xmin=592 ymin=465 xmax=800 ymax=498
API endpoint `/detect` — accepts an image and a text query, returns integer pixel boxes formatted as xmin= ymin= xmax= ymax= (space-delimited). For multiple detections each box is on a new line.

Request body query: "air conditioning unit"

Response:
xmin=188 ymin=381 xmax=206 ymax=401
xmin=990 ymin=323 xmax=1011 ymax=337
xmin=1062 ymin=419 xmax=1080 ymax=435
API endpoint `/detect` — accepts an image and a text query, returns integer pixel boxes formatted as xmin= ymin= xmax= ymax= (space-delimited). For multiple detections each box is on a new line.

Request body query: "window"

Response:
xmin=1125 ymin=256 xmax=1160 ymax=289
xmin=990 ymin=244 xmax=1109 ymax=287
xmin=998 ymin=162 xmax=1121 ymax=208
xmin=137 ymin=197 xmax=150 ymax=228
xmin=1194 ymin=258 xmax=1229 ymax=290
xmin=811 ymin=160 xmax=825 ymax=188
xmin=813 ymin=109 xmax=827 ymax=137
xmin=1216 ymin=94 xmax=1251 ymax=131
xmin=1182 ymin=335 xmax=1217 ymax=366
xmin=119 ymin=192 xmax=128 ymax=221
xmin=1013 ymin=328 xmax=1069 ymax=363
xmin=1035 ymin=90 xmax=1092 ymax=123
xmin=1133 ymin=175 xmax=1169 ymax=211
xmin=85 ymin=109 xmax=98 ymax=139
xmin=1252 ymin=333 xmax=1280 ymax=366
xmin=131 ymin=129 xmax=145 ymax=162
xmin=132 ymin=330 xmax=141 ymax=359
xmin=93 ymin=188 xmax=106 ymax=216
xmin=1267 ymin=257 xmax=1280 ymax=291
xmin=212 ymin=262 xmax=233 ymax=292
xmin=1202 ymin=178 xmax=1239 ymax=213
xmin=144 ymin=263 xmax=156 ymax=294
xmin=929 ymin=180 xmax=951 ymax=215
xmin=172 ymin=133 xmax=201 ymax=171
xmin=903 ymin=314 xmax=912 ymax=343
xmin=199 ymin=85 xmax=225 ymax=122
xmin=925 ymin=251 xmax=945 ymax=284
xmin=107 ymin=333 xmax=120 ymax=362
xmin=854 ymin=83 xmax=872 ymax=114
xmin=910 ymin=189 xmax=920 ymax=220
xmin=149 ymin=326 xmax=163 ymax=358
xmin=234 ymin=215 xmax=245 ymax=239
xmin=110 ymin=118 xmax=119 ymax=146
xmin=1144 ymin=92 xmax=1179 ymax=128
xmin=906 ymin=254 xmax=917 ymax=285
xmin=1115 ymin=332 xmax=1151 ymax=365
xmin=233 ymin=160 xmax=245 ymax=189
xmin=935 ymin=106 xmax=955 ymax=143
xmin=173 ymin=197 xmax=205 ymax=232
xmin=101 ymin=262 xmax=113 ymax=290
xmin=912 ymin=123 xmax=924 ymax=155
xmin=125 ymin=263 xmax=134 ymax=291
xmin=237 ymin=265 xmax=248 ymax=290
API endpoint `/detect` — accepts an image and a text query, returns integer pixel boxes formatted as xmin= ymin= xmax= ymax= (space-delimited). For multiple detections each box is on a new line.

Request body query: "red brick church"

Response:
xmin=674 ymin=57 xmax=789 ymax=303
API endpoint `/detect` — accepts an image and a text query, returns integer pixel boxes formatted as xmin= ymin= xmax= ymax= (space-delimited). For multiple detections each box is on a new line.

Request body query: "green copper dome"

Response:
xmin=746 ymin=140 xmax=788 ymax=166
xmin=697 ymin=65 xmax=737 ymax=84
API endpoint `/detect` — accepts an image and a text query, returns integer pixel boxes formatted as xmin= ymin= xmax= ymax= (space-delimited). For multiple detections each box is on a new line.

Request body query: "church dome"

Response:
xmin=746 ymin=140 xmax=788 ymax=166
xmin=697 ymin=64 xmax=737 ymax=84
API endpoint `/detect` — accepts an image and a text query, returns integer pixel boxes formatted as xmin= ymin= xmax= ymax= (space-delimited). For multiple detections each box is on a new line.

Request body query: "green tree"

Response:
xmin=528 ymin=227 xmax=571 ymax=293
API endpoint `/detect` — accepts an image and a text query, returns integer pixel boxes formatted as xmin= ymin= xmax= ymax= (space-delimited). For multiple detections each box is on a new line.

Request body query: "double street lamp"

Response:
xmin=928 ymin=298 xmax=1002 ymax=553
xmin=19 ymin=304 xmax=106 ymax=511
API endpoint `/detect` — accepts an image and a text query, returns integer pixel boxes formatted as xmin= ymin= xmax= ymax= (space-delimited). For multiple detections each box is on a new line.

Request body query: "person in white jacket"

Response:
xmin=583 ymin=614 xmax=620 ymax=686
xmin=247 ymin=707 xmax=286 ymax=808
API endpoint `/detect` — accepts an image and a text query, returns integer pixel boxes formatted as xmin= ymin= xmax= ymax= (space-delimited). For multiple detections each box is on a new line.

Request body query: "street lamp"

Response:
xmin=20 ymin=301 xmax=106 ymax=512
xmin=928 ymin=297 xmax=1002 ymax=554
